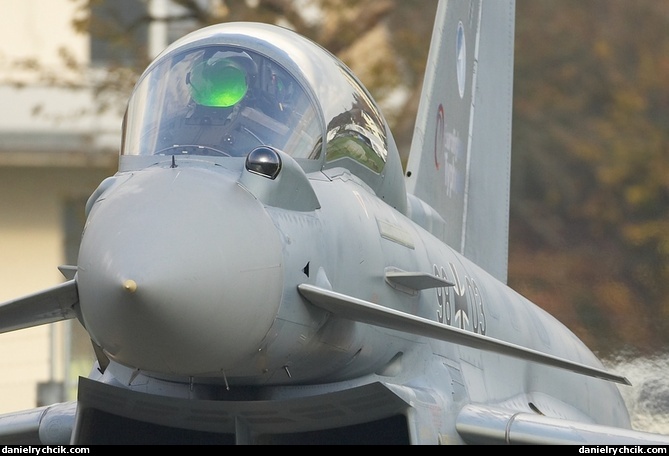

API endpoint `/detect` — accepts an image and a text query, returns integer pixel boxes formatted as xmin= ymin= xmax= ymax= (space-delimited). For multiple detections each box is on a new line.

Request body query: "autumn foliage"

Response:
xmin=510 ymin=0 xmax=669 ymax=356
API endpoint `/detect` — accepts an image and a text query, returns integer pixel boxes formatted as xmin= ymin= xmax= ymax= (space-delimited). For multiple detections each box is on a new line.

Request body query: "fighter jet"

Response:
xmin=1 ymin=0 xmax=669 ymax=445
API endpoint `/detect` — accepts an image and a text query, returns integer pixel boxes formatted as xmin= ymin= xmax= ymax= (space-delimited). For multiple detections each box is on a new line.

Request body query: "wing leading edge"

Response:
xmin=296 ymin=283 xmax=630 ymax=385
xmin=0 ymin=279 xmax=78 ymax=334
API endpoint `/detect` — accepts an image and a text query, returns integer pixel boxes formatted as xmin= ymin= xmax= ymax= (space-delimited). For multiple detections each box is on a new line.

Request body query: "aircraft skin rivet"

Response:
xmin=123 ymin=279 xmax=138 ymax=293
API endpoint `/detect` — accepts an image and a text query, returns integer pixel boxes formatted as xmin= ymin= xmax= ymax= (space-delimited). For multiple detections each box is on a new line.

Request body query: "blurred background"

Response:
xmin=1 ymin=0 xmax=668 ymax=434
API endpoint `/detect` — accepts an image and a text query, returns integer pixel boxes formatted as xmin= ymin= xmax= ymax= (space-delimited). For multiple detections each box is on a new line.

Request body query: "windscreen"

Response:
xmin=121 ymin=45 xmax=323 ymax=159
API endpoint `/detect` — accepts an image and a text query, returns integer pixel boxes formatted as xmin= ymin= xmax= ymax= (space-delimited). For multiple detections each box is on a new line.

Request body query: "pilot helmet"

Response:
xmin=186 ymin=50 xmax=257 ymax=109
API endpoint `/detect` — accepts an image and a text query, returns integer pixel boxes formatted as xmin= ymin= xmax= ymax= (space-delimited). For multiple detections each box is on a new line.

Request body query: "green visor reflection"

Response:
xmin=189 ymin=58 xmax=248 ymax=107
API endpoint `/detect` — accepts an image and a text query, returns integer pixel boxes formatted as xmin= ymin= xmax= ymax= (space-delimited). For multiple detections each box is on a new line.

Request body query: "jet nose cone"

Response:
xmin=77 ymin=167 xmax=283 ymax=376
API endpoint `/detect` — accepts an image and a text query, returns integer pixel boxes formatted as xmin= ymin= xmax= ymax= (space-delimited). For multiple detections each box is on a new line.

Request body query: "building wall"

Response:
xmin=0 ymin=0 xmax=86 ymax=79
xmin=0 ymin=166 xmax=115 ymax=413
xmin=0 ymin=0 xmax=118 ymax=414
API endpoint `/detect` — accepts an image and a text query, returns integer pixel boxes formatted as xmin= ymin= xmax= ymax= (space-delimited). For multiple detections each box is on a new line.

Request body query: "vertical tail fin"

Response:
xmin=405 ymin=0 xmax=515 ymax=283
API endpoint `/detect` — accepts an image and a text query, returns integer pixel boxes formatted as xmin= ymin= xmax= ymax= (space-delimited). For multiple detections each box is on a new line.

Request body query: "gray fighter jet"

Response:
xmin=2 ymin=0 xmax=669 ymax=445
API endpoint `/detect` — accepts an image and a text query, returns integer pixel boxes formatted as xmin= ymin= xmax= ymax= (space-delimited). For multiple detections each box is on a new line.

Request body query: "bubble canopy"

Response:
xmin=121 ymin=22 xmax=392 ymax=170
xmin=122 ymin=43 xmax=322 ymax=159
